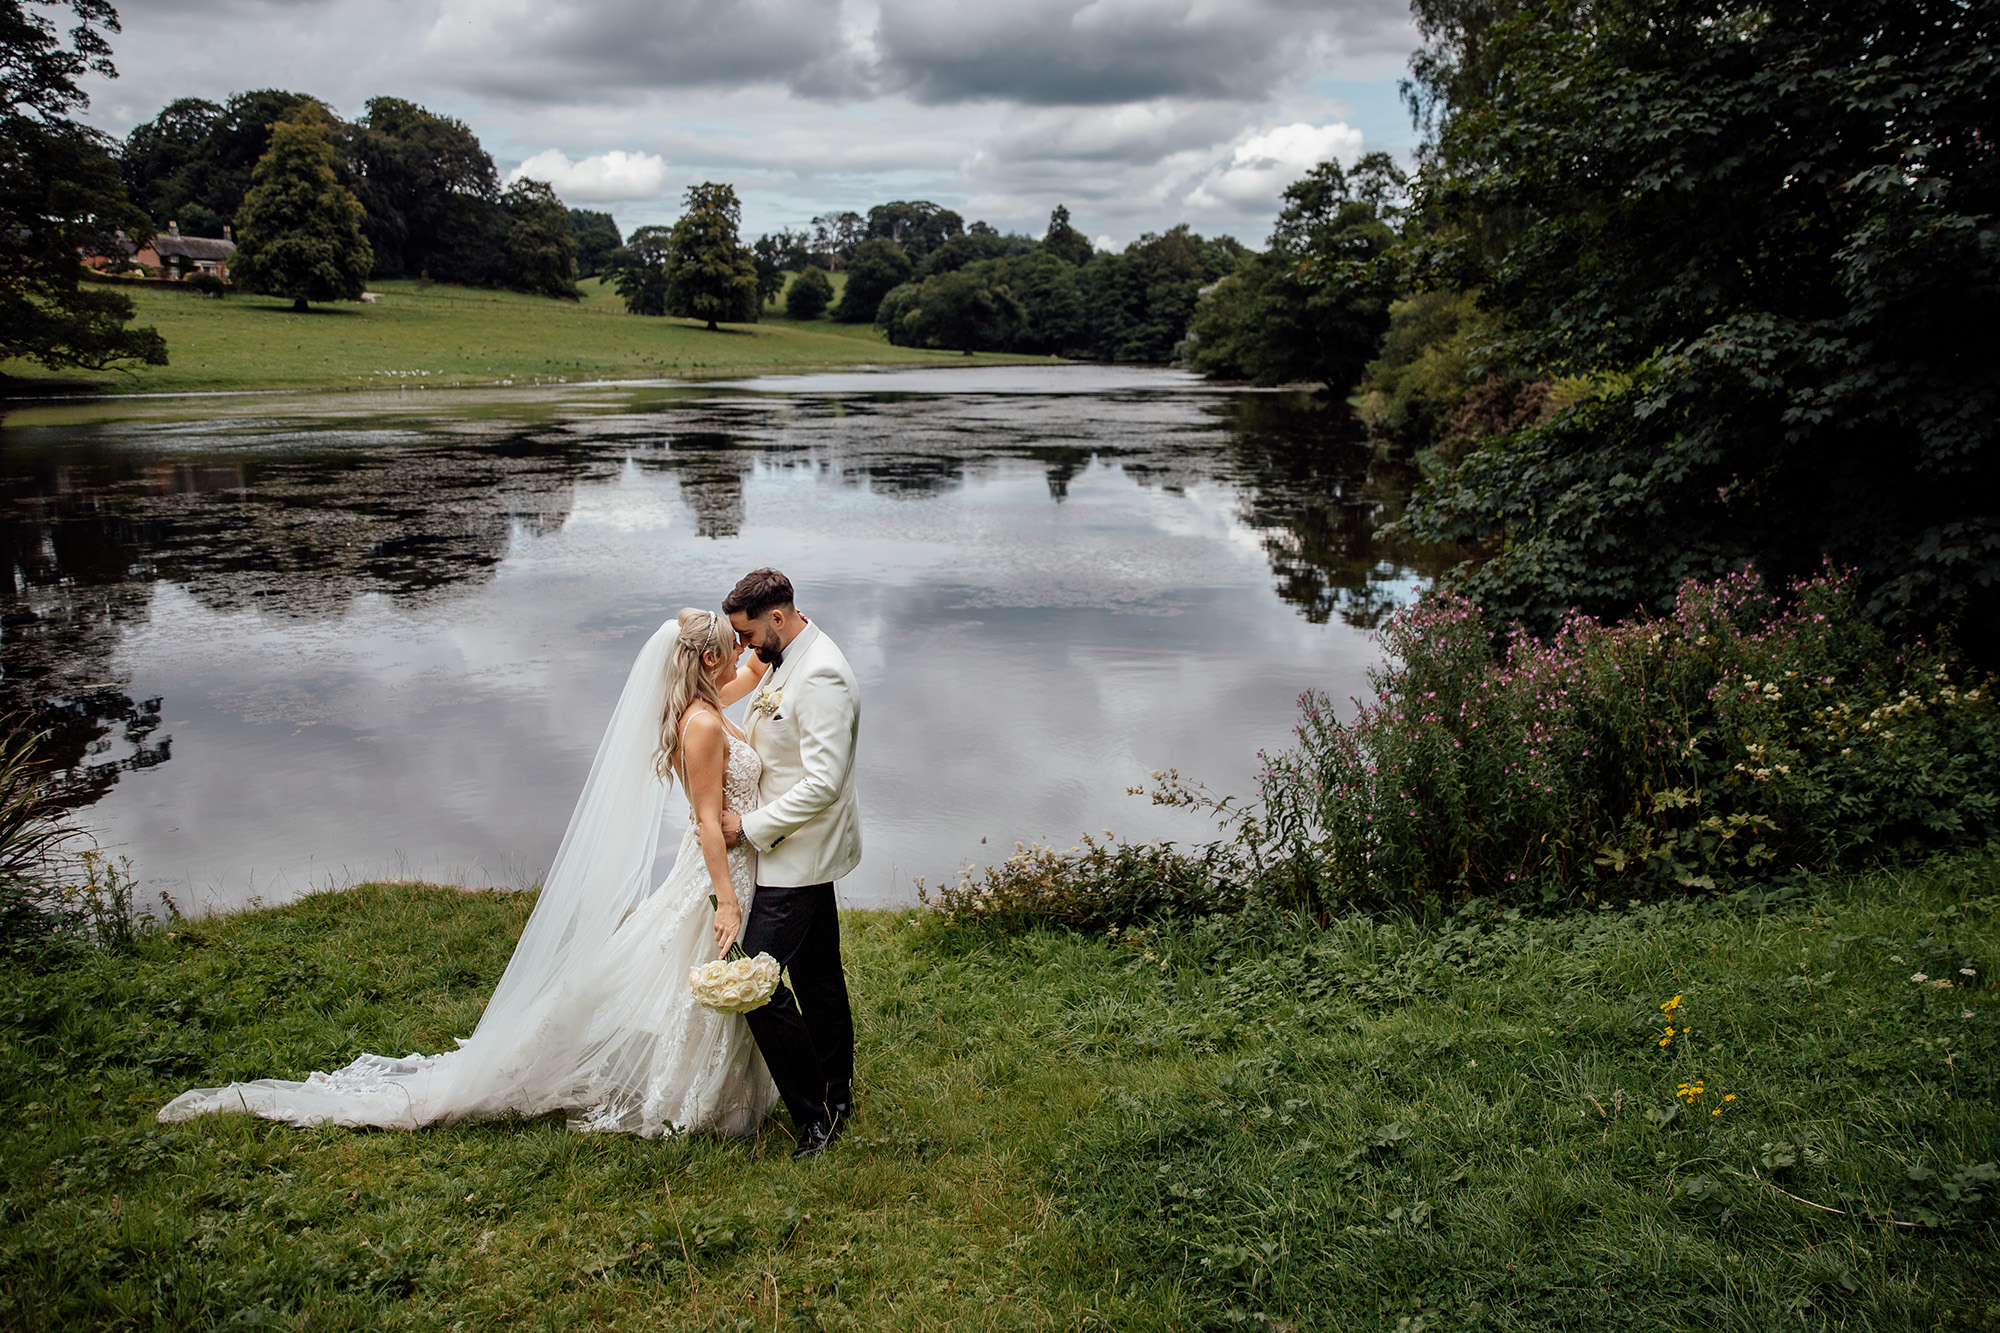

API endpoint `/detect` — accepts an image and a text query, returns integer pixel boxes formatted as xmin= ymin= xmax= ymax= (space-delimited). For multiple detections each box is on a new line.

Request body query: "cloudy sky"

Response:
xmin=79 ymin=0 xmax=1420 ymax=248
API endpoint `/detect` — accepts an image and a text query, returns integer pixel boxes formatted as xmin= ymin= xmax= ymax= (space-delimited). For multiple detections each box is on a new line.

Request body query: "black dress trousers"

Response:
xmin=741 ymin=881 xmax=855 ymax=1129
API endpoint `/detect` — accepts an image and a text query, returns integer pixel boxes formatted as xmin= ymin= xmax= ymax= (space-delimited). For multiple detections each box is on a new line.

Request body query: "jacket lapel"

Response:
xmin=749 ymin=622 xmax=817 ymax=741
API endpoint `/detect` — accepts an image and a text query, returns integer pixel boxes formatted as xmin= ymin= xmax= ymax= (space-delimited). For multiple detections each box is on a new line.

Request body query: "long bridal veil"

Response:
xmin=160 ymin=618 xmax=686 ymax=1129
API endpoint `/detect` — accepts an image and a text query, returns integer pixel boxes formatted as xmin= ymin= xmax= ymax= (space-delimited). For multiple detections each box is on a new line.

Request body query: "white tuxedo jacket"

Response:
xmin=740 ymin=621 xmax=863 ymax=887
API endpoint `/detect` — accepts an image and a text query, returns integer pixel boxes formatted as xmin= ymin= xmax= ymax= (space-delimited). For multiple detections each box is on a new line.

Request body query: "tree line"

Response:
xmin=1249 ymin=0 xmax=1997 ymax=665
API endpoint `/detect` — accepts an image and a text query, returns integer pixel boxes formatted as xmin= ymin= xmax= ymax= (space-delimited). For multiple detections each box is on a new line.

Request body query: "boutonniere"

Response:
xmin=751 ymin=687 xmax=783 ymax=719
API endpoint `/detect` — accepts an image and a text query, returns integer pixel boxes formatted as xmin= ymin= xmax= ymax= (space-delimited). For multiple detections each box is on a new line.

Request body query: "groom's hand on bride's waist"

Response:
xmin=720 ymin=808 xmax=744 ymax=847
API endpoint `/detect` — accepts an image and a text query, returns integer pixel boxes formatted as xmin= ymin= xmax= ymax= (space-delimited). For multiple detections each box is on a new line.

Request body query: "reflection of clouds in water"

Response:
xmin=4 ymin=382 xmax=1437 ymax=913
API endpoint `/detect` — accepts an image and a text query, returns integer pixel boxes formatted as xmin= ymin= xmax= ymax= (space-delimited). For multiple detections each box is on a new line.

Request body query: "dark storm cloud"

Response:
xmin=872 ymin=0 xmax=1411 ymax=107
xmin=415 ymin=0 xmax=1409 ymax=111
xmin=418 ymin=0 xmax=840 ymax=100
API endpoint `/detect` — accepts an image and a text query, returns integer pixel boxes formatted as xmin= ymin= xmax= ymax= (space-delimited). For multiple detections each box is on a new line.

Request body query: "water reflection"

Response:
xmin=0 ymin=372 xmax=1444 ymax=910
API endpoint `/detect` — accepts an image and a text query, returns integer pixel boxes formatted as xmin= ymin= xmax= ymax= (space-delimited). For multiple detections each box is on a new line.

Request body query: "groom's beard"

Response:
xmin=756 ymin=640 xmax=784 ymax=667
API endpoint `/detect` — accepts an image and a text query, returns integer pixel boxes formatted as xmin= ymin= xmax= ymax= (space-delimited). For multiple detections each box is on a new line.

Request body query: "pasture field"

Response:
xmin=0 ymin=273 xmax=1027 ymax=398
xmin=2 ymin=859 xmax=1996 ymax=1329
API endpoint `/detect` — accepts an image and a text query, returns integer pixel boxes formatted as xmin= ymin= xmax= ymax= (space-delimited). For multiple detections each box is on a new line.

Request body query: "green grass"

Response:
xmin=0 ymin=274 xmax=1032 ymax=397
xmin=2 ymin=863 xmax=1996 ymax=1329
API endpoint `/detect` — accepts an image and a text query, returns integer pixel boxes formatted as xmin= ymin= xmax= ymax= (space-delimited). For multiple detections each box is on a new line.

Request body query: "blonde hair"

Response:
xmin=654 ymin=607 xmax=735 ymax=782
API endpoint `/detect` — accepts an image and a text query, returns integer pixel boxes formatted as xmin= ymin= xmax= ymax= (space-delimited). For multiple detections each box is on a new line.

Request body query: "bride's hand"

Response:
xmin=712 ymin=898 xmax=743 ymax=956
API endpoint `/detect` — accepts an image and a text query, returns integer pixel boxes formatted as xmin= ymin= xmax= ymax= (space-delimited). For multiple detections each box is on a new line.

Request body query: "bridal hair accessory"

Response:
xmin=688 ymin=895 xmax=780 ymax=1013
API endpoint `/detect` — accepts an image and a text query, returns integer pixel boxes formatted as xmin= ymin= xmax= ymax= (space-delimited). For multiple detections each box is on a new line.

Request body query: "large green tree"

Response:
xmin=664 ymin=182 xmax=758 ymax=329
xmin=500 ymin=178 xmax=576 ymax=299
xmin=0 ymin=0 xmax=165 ymax=372
xmin=346 ymin=96 xmax=502 ymax=284
xmin=1185 ymin=155 xmax=1405 ymax=387
xmin=1081 ymin=226 xmax=1247 ymax=363
xmin=875 ymin=262 xmax=1027 ymax=353
xmin=230 ymin=103 xmax=372 ymax=311
xmin=830 ymin=236 xmax=911 ymax=322
xmin=863 ymin=200 xmax=962 ymax=261
xmin=610 ymin=224 xmax=671 ymax=315
xmin=568 ymin=208 xmax=621 ymax=279
xmin=120 ymin=89 xmax=316 ymax=237
xmin=1399 ymin=0 xmax=2000 ymax=659
xmin=1040 ymin=204 xmax=1094 ymax=267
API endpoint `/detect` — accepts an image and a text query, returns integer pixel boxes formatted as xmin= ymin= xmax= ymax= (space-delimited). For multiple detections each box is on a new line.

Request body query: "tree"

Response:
xmin=1040 ymin=204 xmax=1094 ymax=267
xmin=1080 ymin=226 xmax=1247 ymax=363
xmin=120 ymin=88 xmax=317 ymax=237
xmin=610 ymin=225 xmax=671 ymax=315
xmin=497 ymin=178 xmax=577 ymax=298
xmin=346 ymin=96 xmax=502 ymax=284
xmin=664 ymin=182 xmax=759 ymax=329
xmin=810 ymin=211 xmax=863 ymax=270
xmin=785 ymin=265 xmax=833 ymax=319
xmin=568 ymin=208 xmax=621 ymax=279
xmin=914 ymin=228 xmax=1036 ymax=279
xmin=830 ymin=237 xmax=911 ymax=323
xmin=0 ymin=0 xmax=166 ymax=372
xmin=230 ymin=103 xmax=372 ymax=311
xmin=876 ymin=262 xmax=1027 ymax=352
xmin=995 ymin=250 xmax=1084 ymax=354
xmin=1399 ymin=0 xmax=2000 ymax=659
xmin=751 ymin=229 xmax=810 ymax=306
xmin=1184 ymin=156 xmax=1404 ymax=387
xmin=864 ymin=200 xmax=963 ymax=261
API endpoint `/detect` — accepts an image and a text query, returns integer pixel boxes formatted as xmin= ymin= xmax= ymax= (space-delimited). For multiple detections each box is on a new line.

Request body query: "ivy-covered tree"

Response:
xmin=0 ymin=0 xmax=166 ymax=372
xmin=500 ymin=178 xmax=577 ymax=298
xmin=664 ymin=182 xmax=758 ymax=329
xmin=230 ymin=102 xmax=372 ymax=311
xmin=1399 ymin=0 xmax=2000 ymax=659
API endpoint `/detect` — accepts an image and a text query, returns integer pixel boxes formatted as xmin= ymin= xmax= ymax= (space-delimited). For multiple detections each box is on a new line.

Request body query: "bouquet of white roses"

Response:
xmin=688 ymin=895 xmax=781 ymax=1014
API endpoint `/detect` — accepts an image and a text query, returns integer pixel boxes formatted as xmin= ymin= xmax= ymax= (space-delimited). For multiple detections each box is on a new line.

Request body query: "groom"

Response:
xmin=718 ymin=568 xmax=861 ymax=1160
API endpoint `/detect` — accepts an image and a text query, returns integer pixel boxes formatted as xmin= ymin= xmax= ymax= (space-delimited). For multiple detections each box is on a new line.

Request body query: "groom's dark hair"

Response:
xmin=723 ymin=568 xmax=796 ymax=619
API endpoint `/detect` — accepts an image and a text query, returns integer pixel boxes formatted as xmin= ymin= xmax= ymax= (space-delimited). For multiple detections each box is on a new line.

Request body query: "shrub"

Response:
xmin=785 ymin=266 xmax=833 ymax=320
xmin=916 ymin=830 xmax=1241 ymax=933
xmin=1258 ymin=567 xmax=2000 ymax=911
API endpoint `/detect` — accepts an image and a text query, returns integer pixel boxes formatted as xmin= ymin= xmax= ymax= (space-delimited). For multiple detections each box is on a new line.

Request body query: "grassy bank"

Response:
xmin=0 ymin=276 xmax=1034 ymax=397
xmin=2 ymin=861 xmax=1996 ymax=1329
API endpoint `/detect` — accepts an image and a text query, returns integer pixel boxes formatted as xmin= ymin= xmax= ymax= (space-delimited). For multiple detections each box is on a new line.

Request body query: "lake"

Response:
xmin=0 ymin=366 xmax=1433 ymax=913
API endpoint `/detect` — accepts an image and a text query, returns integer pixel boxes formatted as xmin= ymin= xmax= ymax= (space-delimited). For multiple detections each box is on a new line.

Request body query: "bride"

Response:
xmin=159 ymin=608 xmax=779 ymax=1137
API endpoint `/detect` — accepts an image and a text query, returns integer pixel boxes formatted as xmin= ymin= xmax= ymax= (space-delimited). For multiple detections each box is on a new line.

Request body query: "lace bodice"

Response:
xmin=709 ymin=729 xmax=761 ymax=888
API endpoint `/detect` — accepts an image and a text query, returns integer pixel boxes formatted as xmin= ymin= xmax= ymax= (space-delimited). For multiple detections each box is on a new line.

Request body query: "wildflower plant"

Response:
xmin=1257 ymin=566 xmax=2000 ymax=910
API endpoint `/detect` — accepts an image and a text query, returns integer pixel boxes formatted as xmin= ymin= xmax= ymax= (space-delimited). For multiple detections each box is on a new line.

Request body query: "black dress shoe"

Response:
xmin=791 ymin=1120 xmax=834 ymax=1160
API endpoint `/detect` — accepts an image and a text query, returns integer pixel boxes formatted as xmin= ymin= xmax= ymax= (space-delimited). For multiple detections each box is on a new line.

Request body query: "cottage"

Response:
xmin=134 ymin=222 xmax=236 ymax=281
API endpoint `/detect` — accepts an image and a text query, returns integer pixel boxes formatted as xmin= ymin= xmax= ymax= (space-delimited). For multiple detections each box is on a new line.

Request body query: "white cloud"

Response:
xmin=1185 ymin=120 xmax=1364 ymax=212
xmin=507 ymin=149 xmax=672 ymax=203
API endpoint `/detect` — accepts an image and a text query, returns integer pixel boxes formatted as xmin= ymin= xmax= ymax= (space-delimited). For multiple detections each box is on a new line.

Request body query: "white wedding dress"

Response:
xmin=159 ymin=620 xmax=779 ymax=1138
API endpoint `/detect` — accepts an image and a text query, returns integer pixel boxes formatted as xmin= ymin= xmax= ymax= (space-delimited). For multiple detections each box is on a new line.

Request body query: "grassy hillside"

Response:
xmin=2 ymin=861 xmax=1995 ymax=1329
xmin=0 ymin=275 xmax=1030 ymax=397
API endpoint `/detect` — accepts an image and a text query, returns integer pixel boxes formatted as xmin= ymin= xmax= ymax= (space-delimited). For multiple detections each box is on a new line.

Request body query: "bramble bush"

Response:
xmin=1259 ymin=567 xmax=2000 ymax=911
